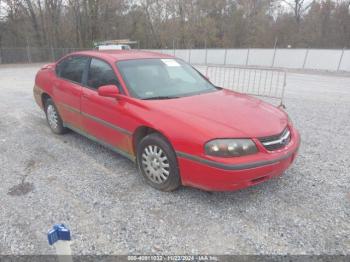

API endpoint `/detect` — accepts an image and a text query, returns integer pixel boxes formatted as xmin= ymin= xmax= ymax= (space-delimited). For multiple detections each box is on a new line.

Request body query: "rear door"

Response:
xmin=81 ymin=58 xmax=133 ymax=157
xmin=54 ymin=56 xmax=89 ymax=129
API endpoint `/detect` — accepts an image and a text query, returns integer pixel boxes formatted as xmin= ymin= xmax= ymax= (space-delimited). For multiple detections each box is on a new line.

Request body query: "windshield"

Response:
xmin=116 ymin=58 xmax=218 ymax=99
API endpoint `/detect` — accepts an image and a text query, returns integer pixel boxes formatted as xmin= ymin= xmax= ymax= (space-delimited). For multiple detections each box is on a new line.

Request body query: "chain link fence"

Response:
xmin=0 ymin=47 xmax=90 ymax=64
xmin=0 ymin=46 xmax=289 ymax=106
xmin=1 ymin=47 xmax=349 ymax=72
xmin=153 ymin=48 xmax=350 ymax=72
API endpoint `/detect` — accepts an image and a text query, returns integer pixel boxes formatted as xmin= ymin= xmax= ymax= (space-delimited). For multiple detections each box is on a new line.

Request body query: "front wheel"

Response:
xmin=137 ymin=133 xmax=181 ymax=191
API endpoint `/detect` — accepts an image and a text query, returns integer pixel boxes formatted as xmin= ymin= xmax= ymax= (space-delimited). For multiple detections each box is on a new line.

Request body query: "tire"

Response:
xmin=44 ymin=98 xmax=68 ymax=134
xmin=137 ymin=133 xmax=181 ymax=191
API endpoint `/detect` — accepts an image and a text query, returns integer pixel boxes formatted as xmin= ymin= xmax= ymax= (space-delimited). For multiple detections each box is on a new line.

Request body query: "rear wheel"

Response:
xmin=137 ymin=133 xmax=181 ymax=191
xmin=44 ymin=98 xmax=68 ymax=134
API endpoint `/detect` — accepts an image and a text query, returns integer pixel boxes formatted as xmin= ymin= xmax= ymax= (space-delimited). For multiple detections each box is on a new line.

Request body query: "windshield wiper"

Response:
xmin=142 ymin=96 xmax=179 ymax=100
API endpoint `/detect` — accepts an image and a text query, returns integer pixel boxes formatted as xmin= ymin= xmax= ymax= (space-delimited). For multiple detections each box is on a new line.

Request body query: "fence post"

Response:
xmin=205 ymin=49 xmax=208 ymax=65
xmin=173 ymin=39 xmax=175 ymax=56
xmin=26 ymin=45 xmax=32 ymax=63
xmin=279 ymin=70 xmax=287 ymax=108
xmin=51 ymin=47 xmax=55 ymax=62
xmin=224 ymin=49 xmax=227 ymax=65
xmin=245 ymin=48 xmax=250 ymax=66
xmin=188 ymin=48 xmax=192 ymax=64
xmin=337 ymin=47 xmax=345 ymax=71
xmin=271 ymin=47 xmax=277 ymax=68
xmin=272 ymin=37 xmax=278 ymax=67
xmin=302 ymin=48 xmax=309 ymax=69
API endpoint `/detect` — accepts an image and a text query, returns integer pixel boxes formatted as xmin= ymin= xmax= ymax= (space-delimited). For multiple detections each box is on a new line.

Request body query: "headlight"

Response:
xmin=205 ymin=139 xmax=258 ymax=157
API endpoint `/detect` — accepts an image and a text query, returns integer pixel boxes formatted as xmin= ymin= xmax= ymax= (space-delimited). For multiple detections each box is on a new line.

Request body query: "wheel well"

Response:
xmin=132 ymin=126 xmax=158 ymax=154
xmin=41 ymin=93 xmax=51 ymax=108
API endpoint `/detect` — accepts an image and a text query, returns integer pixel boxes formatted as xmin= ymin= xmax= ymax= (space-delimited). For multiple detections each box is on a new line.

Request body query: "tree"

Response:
xmin=0 ymin=0 xmax=349 ymax=49
xmin=282 ymin=0 xmax=315 ymax=25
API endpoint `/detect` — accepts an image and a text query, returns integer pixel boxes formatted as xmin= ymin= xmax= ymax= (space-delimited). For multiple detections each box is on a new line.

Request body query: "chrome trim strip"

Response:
xmin=63 ymin=123 xmax=136 ymax=162
xmin=176 ymin=140 xmax=299 ymax=171
xmin=262 ymin=129 xmax=290 ymax=146
xmin=81 ymin=112 xmax=132 ymax=136
xmin=60 ymin=103 xmax=80 ymax=114
xmin=59 ymin=102 xmax=132 ymax=136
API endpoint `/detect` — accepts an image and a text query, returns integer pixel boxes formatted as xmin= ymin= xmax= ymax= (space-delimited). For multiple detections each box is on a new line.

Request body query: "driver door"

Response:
xmin=81 ymin=58 xmax=133 ymax=156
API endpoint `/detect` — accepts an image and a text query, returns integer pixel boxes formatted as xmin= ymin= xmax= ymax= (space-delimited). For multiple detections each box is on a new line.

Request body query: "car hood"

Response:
xmin=145 ymin=89 xmax=288 ymax=138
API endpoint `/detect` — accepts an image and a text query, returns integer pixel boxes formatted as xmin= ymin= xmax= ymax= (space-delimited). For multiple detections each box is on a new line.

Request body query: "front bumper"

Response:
xmin=177 ymin=127 xmax=300 ymax=191
xmin=33 ymin=84 xmax=44 ymax=109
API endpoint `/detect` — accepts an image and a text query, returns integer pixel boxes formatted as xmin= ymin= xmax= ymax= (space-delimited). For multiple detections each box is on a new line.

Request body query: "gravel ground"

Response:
xmin=0 ymin=64 xmax=349 ymax=255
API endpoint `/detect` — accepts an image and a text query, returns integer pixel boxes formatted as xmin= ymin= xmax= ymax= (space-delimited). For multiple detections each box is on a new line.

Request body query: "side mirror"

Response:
xmin=98 ymin=85 xmax=119 ymax=98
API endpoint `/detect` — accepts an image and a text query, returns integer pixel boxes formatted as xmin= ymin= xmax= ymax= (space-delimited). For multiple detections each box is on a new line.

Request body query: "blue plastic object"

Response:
xmin=48 ymin=224 xmax=71 ymax=245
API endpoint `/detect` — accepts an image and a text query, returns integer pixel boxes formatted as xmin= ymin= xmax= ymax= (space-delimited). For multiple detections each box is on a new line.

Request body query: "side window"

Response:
xmin=87 ymin=58 xmax=120 ymax=90
xmin=57 ymin=56 xmax=89 ymax=84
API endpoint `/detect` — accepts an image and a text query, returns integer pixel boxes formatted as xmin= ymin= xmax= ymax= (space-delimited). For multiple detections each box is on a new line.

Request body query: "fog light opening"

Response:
xmin=251 ymin=176 xmax=269 ymax=184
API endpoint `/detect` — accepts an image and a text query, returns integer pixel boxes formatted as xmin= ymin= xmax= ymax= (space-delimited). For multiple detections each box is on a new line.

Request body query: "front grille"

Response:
xmin=259 ymin=128 xmax=291 ymax=151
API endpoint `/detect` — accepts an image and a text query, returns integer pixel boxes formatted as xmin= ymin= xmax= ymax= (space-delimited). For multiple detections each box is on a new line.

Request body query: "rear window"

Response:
xmin=56 ymin=56 xmax=89 ymax=84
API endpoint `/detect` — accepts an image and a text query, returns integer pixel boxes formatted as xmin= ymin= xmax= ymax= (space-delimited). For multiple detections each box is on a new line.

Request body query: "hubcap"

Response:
xmin=141 ymin=145 xmax=170 ymax=184
xmin=47 ymin=105 xmax=58 ymax=130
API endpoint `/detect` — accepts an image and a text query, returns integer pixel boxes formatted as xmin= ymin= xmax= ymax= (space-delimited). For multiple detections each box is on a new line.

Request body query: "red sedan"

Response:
xmin=33 ymin=50 xmax=300 ymax=191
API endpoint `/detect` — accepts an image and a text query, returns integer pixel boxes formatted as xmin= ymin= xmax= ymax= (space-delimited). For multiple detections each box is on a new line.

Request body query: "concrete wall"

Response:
xmin=151 ymin=48 xmax=349 ymax=72
xmin=273 ymin=49 xmax=306 ymax=69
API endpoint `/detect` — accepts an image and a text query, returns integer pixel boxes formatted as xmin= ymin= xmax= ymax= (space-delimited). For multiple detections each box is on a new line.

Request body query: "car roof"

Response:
xmin=70 ymin=50 xmax=174 ymax=63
